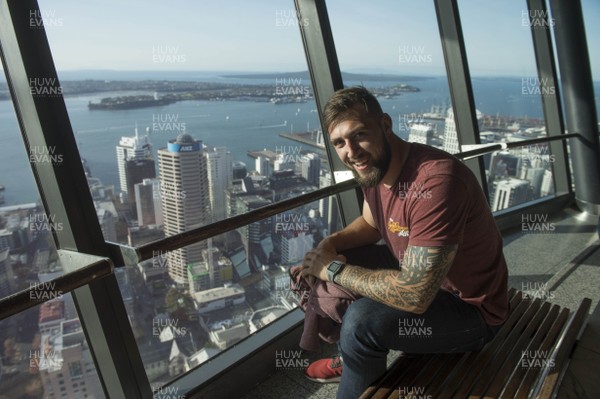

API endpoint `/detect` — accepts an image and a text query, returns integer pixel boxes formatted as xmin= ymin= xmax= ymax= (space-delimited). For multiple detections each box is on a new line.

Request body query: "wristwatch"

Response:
xmin=327 ymin=260 xmax=346 ymax=283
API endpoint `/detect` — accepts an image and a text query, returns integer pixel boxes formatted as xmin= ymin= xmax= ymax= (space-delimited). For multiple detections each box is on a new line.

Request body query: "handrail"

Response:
xmin=0 ymin=133 xmax=581 ymax=320
xmin=127 ymin=132 xmax=582 ymax=263
xmin=135 ymin=178 xmax=360 ymax=262
xmin=456 ymin=132 xmax=580 ymax=160
xmin=0 ymin=257 xmax=114 ymax=321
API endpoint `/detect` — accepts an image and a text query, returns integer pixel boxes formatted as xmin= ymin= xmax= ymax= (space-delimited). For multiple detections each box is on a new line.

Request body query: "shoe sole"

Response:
xmin=305 ymin=375 xmax=341 ymax=383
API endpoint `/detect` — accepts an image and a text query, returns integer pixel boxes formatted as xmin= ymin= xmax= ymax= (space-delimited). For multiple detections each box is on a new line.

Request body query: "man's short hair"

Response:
xmin=323 ymin=86 xmax=383 ymax=132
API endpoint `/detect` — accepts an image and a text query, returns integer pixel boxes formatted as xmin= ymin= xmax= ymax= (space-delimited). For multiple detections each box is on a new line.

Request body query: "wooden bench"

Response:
xmin=359 ymin=288 xmax=592 ymax=399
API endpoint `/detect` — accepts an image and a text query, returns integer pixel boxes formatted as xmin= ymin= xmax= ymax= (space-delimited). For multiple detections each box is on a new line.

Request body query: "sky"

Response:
xmin=4 ymin=0 xmax=600 ymax=78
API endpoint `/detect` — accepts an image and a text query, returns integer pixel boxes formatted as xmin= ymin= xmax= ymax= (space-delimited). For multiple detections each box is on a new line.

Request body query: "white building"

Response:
xmin=158 ymin=133 xmax=211 ymax=284
xmin=492 ymin=178 xmax=530 ymax=212
xmin=443 ymin=108 xmax=482 ymax=154
xmin=192 ymin=284 xmax=246 ymax=314
xmin=115 ymin=126 xmax=153 ymax=194
xmin=205 ymin=146 xmax=233 ymax=223
xmin=408 ymin=123 xmax=436 ymax=145
xmin=134 ymin=178 xmax=163 ymax=226
xmin=280 ymin=232 xmax=314 ymax=264
xmin=37 ymin=319 xmax=102 ymax=399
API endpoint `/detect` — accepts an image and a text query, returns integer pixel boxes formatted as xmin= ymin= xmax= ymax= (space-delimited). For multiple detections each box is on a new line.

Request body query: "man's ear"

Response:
xmin=381 ymin=113 xmax=393 ymax=136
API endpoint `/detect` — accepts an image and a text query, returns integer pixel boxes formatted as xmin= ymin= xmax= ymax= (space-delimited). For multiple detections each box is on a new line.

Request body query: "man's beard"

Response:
xmin=352 ymin=143 xmax=392 ymax=188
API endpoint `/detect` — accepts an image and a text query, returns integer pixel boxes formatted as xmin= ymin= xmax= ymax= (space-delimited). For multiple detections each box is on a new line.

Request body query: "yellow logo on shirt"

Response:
xmin=387 ymin=218 xmax=409 ymax=237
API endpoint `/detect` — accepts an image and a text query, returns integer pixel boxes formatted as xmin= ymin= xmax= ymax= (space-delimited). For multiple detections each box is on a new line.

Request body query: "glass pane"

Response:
xmin=581 ymin=0 xmax=600 ymax=125
xmin=0 ymin=69 xmax=71 ymax=299
xmin=0 ymin=293 xmax=105 ymax=398
xmin=0 ymin=60 xmax=104 ymax=397
xmin=458 ymin=0 xmax=557 ymax=209
xmin=39 ymin=0 xmax=328 ymax=243
xmin=327 ymin=0 xmax=453 ymax=150
xmin=122 ymin=195 xmax=342 ymax=384
xmin=36 ymin=0 xmax=340 ymax=385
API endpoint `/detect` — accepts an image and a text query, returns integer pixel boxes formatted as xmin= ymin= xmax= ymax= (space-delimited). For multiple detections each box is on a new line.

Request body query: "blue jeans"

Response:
xmin=335 ymin=245 xmax=500 ymax=399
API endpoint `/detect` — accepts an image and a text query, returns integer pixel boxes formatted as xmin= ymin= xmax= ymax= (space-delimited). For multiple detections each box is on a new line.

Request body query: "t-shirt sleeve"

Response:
xmin=406 ymin=173 xmax=470 ymax=247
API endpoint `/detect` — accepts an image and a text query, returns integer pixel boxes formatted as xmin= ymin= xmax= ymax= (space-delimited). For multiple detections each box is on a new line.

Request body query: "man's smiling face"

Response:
xmin=329 ymin=105 xmax=392 ymax=188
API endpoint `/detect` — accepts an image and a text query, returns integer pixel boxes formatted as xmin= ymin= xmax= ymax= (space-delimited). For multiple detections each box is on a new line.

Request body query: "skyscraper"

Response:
xmin=443 ymin=108 xmax=482 ymax=154
xmin=408 ymin=123 xmax=436 ymax=146
xmin=255 ymin=156 xmax=271 ymax=177
xmin=116 ymin=126 xmax=155 ymax=216
xmin=116 ymin=126 xmax=154 ymax=195
xmin=205 ymin=146 xmax=233 ymax=223
xmin=134 ymin=178 xmax=163 ymax=226
xmin=492 ymin=178 xmax=530 ymax=212
xmin=299 ymin=153 xmax=321 ymax=187
xmin=158 ymin=133 xmax=211 ymax=285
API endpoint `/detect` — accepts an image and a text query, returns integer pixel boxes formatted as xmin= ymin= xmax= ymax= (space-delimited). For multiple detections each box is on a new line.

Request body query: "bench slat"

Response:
xmin=358 ymin=289 xmax=590 ymax=399
xmin=452 ymin=297 xmax=545 ymax=397
xmin=514 ymin=308 xmax=570 ymax=399
xmin=436 ymin=292 xmax=531 ymax=399
xmin=359 ymin=356 xmax=418 ymax=399
xmin=469 ymin=300 xmax=551 ymax=397
xmin=533 ymin=297 xmax=591 ymax=398
xmin=486 ymin=303 xmax=560 ymax=397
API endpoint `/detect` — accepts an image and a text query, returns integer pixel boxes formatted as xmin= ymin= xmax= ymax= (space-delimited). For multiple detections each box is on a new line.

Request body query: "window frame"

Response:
xmin=0 ymin=0 xmax=580 ymax=398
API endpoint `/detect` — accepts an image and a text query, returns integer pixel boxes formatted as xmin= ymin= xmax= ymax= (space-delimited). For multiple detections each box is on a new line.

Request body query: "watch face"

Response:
xmin=328 ymin=261 xmax=342 ymax=273
xmin=327 ymin=261 xmax=344 ymax=282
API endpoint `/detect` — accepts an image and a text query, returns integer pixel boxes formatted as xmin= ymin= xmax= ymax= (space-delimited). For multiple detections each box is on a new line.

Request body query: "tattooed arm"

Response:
xmin=335 ymin=244 xmax=457 ymax=313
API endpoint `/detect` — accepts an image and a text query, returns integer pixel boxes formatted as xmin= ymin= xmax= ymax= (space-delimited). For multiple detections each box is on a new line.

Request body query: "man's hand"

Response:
xmin=301 ymin=244 xmax=346 ymax=283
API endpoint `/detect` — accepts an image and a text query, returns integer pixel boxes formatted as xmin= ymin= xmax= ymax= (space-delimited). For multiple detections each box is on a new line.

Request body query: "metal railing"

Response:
xmin=0 ymin=133 xmax=581 ymax=321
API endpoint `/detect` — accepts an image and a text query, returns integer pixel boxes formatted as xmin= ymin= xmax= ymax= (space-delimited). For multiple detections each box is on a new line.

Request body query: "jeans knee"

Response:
xmin=339 ymin=299 xmax=373 ymax=353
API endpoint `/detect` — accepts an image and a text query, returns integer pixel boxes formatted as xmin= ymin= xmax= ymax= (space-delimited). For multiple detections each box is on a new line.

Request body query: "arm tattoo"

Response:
xmin=337 ymin=245 xmax=457 ymax=312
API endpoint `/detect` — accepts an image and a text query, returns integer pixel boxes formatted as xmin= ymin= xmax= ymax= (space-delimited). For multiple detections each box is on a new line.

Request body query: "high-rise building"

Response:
xmin=540 ymin=170 xmax=555 ymax=197
xmin=255 ymin=156 xmax=271 ymax=177
xmin=280 ymin=231 xmax=313 ymax=264
xmin=115 ymin=126 xmax=154 ymax=195
xmin=492 ymin=178 xmax=530 ymax=212
xmin=236 ymin=195 xmax=272 ymax=271
xmin=125 ymin=158 xmax=156 ymax=210
xmin=232 ymin=161 xmax=248 ymax=180
xmin=443 ymin=108 xmax=482 ymax=154
xmin=0 ymin=248 xmax=10 ymax=298
xmin=524 ymin=167 xmax=546 ymax=199
xmin=134 ymin=178 xmax=163 ymax=226
xmin=37 ymin=319 xmax=102 ymax=399
xmin=299 ymin=153 xmax=321 ymax=187
xmin=408 ymin=123 xmax=436 ymax=146
xmin=205 ymin=146 xmax=233 ymax=223
xmin=158 ymin=133 xmax=211 ymax=285
xmin=273 ymin=152 xmax=295 ymax=172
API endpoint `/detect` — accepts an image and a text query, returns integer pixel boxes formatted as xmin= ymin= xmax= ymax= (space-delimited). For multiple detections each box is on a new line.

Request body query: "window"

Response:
xmin=0 ymin=295 xmax=104 ymax=398
xmin=38 ymin=0 xmax=340 ymax=387
xmin=581 ymin=0 xmax=600 ymax=125
xmin=458 ymin=0 xmax=557 ymax=210
xmin=328 ymin=0 xmax=453 ymax=150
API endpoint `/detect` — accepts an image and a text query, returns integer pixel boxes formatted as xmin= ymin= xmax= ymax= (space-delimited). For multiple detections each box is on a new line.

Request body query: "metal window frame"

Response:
xmin=527 ymin=0 xmax=571 ymax=195
xmin=0 ymin=1 xmax=150 ymax=397
xmin=296 ymin=0 xmax=362 ymax=225
xmin=434 ymin=0 xmax=489 ymax=199
xmin=0 ymin=0 xmax=592 ymax=398
xmin=0 ymin=0 xmax=359 ymax=398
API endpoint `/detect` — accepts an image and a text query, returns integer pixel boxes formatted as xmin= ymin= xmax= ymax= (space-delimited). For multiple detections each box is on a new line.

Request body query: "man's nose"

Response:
xmin=346 ymin=140 xmax=360 ymax=159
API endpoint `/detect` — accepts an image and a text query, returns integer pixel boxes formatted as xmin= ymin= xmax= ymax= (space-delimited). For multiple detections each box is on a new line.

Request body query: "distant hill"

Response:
xmin=223 ymin=71 xmax=432 ymax=82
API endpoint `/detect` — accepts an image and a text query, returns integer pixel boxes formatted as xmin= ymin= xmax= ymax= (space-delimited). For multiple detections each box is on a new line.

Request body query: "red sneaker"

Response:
xmin=305 ymin=354 xmax=343 ymax=383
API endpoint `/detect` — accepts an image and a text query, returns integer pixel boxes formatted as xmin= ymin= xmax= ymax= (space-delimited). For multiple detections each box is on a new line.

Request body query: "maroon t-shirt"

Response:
xmin=363 ymin=143 xmax=509 ymax=326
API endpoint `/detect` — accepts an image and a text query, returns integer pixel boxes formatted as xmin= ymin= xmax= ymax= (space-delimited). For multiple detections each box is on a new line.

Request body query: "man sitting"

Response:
xmin=299 ymin=87 xmax=509 ymax=398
